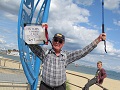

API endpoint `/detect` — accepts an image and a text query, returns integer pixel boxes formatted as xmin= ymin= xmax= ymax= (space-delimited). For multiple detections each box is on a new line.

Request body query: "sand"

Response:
xmin=66 ymin=70 xmax=120 ymax=90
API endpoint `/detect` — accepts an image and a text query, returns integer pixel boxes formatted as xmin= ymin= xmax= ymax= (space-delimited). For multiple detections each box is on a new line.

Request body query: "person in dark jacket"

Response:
xmin=82 ymin=61 xmax=107 ymax=90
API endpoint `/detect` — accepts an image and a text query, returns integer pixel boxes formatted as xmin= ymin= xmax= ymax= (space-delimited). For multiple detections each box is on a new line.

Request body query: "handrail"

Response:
xmin=0 ymin=81 xmax=29 ymax=89
xmin=66 ymin=71 xmax=108 ymax=90
xmin=0 ymin=57 xmax=22 ymax=69
xmin=0 ymin=81 xmax=28 ymax=84
xmin=66 ymin=82 xmax=83 ymax=89
xmin=66 ymin=72 xmax=89 ymax=80
xmin=0 ymin=85 xmax=28 ymax=88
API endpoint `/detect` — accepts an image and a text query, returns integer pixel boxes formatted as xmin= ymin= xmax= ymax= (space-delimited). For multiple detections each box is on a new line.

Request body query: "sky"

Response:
xmin=0 ymin=0 xmax=120 ymax=72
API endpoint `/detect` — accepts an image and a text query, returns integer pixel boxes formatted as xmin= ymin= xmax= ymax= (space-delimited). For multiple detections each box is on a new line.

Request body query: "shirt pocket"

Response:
xmin=59 ymin=57 xmax=66 ymax=69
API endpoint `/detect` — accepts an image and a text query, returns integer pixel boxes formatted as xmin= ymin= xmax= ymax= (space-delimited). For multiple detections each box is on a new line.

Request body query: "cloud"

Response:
xmin=5 ymin=43 xmax=18 ymax=49
xmin=0 ymin=0 xmax=20 ymax=14
xmin=106 ymin=27 xmax=113 ymax=31
xmin=62 ymin=26 xmax=99 ymax=50
xmin=49 ymin=0 xmax=90 ymax=24
xmin=0 ymin=0 xmax=20 ymax=22
xmin=73 ymin=0 xmax=94 ymax=6
xmin=4 ymin=12 xmax=18 ymax=22
xmin=104 ymin=0 xmax=120 ymax=10
xmin=0 ymin=35 xmax=7 ymax=49
xmin=48 ymin=0 xmax=90 ymax=35
xmin=0 ymin=38 xmax=6 ymax=44
xmin=0 ymin=33 xmax=18 ymax=49
xmin=113 ymin=20 xmax=120 ymax=26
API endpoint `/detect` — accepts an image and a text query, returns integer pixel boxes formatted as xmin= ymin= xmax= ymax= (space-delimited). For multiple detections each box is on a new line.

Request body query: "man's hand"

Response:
xmin=95 ymin=33 xmax=106 ymax=44
xmin=42 ymin=23 xmax=48 ymax=29
xmin=98 ymin=33 xmax=106 ymax=42
xmin=97 ymin=78 xmax=100 ymax=83
xmin=99 ymin=33 xmax=106 ymax=41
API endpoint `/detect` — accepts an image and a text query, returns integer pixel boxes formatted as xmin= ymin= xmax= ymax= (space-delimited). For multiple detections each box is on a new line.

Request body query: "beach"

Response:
xmin=0 ymin=56 xmax=120 ymax=90
xmin=66 ymin=70 xmax=120 ymax=90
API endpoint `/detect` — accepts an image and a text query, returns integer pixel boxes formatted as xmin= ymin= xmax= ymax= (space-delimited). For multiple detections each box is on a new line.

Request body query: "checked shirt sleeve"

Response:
xmin=28 ymin=44 xmax=46 ymax=62
xmin=66 ymin=40 xmax=98 ymax=65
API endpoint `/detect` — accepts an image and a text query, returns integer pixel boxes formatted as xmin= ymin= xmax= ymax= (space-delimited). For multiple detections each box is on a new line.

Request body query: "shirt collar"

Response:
xmin=51 ymin=49 xmax=65 ymax=56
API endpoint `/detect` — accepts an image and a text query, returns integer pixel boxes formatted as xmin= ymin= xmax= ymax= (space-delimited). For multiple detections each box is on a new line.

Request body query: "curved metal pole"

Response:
xmin=18 ymin=0 xmax=51 ymax=90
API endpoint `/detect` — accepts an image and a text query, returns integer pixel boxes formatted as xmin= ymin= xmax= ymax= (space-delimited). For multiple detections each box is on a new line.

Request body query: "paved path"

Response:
xmin=0 ymin=72 xmax=27 ymax=83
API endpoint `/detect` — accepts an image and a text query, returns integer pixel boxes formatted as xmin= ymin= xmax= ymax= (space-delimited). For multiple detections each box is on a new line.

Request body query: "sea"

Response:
xmin=0 ymin=54 xmax=120 ymax=81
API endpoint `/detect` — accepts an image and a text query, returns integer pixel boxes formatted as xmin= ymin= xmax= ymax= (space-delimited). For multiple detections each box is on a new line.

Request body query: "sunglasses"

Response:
xmin=53 ymin=38 xmax=63 ymax=44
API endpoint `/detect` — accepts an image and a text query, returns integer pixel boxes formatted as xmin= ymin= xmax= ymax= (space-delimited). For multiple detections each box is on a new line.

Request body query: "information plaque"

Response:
xmin=24 ymin=25 xmax=47 ymax=44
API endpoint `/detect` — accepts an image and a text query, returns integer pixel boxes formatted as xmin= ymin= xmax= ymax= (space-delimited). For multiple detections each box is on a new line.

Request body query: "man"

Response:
xmin=29 ymin=33 xmax=106 ymax=90
xmin=82 ymin=61 xmax=107 ymax=90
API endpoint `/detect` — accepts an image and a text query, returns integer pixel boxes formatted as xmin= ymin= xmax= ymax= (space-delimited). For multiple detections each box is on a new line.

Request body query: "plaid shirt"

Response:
xmin=29 ymin=40 xmax=98 ymax=87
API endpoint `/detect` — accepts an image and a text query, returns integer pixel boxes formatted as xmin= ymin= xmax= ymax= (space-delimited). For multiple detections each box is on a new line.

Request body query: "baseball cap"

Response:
xmin=53 ymin=33 xmax=65 ymax=41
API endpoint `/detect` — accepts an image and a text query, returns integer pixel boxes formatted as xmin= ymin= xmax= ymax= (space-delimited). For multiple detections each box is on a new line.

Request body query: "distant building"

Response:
xmin=0 ymin=49 xmax=7 ymax=54
xmin=7 ymin=50 xmax=19 ymax=56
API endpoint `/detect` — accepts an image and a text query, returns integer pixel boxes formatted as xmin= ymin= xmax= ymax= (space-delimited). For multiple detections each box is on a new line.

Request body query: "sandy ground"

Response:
xmin=66 ymin=70 xmax=120 ymax=90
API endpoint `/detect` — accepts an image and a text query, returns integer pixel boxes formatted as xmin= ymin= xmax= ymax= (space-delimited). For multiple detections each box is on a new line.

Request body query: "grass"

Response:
xmin=66 ymin=80 xmax=71 ymax=90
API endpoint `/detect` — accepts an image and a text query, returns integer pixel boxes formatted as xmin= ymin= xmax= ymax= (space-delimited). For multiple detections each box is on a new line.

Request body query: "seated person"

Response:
xmin=82 ymin=61 xmax=107 ymax=90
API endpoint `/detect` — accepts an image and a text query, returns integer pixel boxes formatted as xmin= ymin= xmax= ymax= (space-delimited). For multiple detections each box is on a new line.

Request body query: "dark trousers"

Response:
xmin=82 ymin=77 xmax=97 ymax=90
xmin=39 ymin=81 xmax=66 ymax=90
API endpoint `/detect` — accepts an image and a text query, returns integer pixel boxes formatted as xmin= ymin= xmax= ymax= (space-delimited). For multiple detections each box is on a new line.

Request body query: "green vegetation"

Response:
xmin=66 ymin=80 xmax=71 ymax=90
xmin=8 ymin=49 xmax=12 ymax=54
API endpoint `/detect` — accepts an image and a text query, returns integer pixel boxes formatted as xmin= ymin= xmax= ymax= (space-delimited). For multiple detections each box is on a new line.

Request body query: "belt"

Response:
xmin=41 ymin=81 xmax=65 ymax=89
